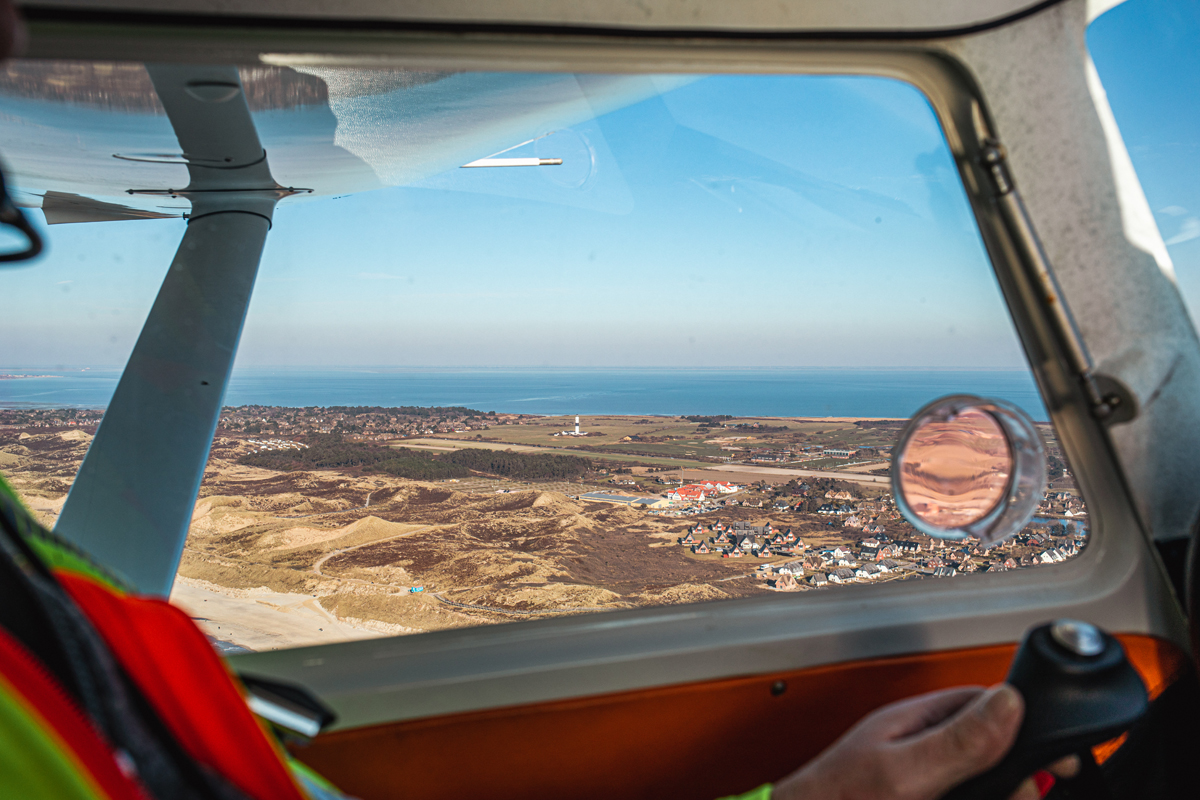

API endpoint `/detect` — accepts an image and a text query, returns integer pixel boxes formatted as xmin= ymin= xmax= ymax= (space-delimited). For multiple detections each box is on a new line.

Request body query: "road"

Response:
xmin=312 ymin=522 xmax=430 ymax=578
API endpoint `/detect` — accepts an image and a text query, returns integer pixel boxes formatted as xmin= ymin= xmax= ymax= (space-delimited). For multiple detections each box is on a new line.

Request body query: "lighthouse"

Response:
xmin=575 ymin=416 xmax=580 ymax=435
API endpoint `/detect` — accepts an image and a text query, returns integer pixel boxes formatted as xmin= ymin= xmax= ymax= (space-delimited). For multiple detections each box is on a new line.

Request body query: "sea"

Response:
xmin=0 ymin=367 xmax=1047 ymax=420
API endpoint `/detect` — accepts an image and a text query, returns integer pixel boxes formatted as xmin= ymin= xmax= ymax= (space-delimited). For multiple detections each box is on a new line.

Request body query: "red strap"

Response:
xmin=57 ymin=571 xmax=307 ymax=800
xmin=0 ymin=624 xmax=150 ymax=800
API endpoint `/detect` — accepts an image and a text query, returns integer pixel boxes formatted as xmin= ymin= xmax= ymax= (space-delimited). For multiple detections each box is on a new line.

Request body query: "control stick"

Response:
xmin=943 ymin=620 xmax=1148 ymax=800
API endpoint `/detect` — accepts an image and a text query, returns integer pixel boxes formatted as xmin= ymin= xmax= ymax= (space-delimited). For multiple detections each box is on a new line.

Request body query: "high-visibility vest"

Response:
xmin=0 ymin=475 xmax=341 ymax=800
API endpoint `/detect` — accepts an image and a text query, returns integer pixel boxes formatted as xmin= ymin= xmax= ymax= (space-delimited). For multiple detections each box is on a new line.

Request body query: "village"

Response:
xmin=666 ymin=481 xmax=1088 ymax=592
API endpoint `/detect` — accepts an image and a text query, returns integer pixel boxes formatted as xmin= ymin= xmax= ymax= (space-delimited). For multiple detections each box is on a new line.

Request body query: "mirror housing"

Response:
xmin=892 ymin=395 xmax=1046 ymax=546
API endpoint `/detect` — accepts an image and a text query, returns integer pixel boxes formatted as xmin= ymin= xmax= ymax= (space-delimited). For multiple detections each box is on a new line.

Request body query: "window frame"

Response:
xmin=17 ymin=19 xmax=1181 ymax=731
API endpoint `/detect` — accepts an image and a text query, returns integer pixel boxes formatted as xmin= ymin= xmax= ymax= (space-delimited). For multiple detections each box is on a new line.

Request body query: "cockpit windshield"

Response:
xmin=0 ymin=62 xmax=1088 ymax=653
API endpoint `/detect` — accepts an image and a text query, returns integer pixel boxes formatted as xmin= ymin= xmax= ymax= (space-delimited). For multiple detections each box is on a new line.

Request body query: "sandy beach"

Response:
xmin=169 ymin=577 xmax=394 ymax=652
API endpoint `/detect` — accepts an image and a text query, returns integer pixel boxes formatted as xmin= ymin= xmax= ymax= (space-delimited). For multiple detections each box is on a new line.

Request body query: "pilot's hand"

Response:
xmin=771 ymin=684 xmax=1079 ymax=800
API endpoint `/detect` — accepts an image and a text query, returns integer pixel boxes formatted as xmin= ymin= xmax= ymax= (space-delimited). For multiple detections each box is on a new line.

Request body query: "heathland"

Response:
xmin=0 ymin=408 xmax=1085 ymax=652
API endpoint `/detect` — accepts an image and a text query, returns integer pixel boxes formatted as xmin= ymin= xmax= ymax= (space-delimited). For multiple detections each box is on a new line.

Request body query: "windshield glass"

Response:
xmin=1090 ymin=0 xmax=1200 ymax=321
xmin=0 ymin=63 xmax=1088 ymax=653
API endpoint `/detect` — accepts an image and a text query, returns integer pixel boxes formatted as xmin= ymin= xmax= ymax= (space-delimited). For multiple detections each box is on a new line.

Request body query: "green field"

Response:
xmin=422 ymin=414 xmax=904 ymax=474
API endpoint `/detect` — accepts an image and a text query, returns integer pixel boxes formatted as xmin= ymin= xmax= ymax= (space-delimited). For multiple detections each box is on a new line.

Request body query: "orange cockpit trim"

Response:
xmin=292 ymin=634 xmax=1187 ymax=800
xmin=1091 ymin=635 xmax=1190 ymax=765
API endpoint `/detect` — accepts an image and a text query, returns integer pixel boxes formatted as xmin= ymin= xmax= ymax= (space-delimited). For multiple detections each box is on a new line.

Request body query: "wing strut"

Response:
xmin=55 ymin=65 xmax=293 ymax=596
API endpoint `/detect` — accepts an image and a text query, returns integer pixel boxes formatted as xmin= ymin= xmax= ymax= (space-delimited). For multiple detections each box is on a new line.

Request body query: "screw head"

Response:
xmin=1050 ymin=619 xmax=1104 ymax=657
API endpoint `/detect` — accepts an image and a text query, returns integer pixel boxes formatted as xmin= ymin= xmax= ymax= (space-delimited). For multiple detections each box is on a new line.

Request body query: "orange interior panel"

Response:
xmin=293 ymin=634 xmax=1187 ymax=800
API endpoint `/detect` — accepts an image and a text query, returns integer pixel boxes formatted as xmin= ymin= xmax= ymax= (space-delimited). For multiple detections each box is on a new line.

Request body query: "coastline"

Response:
xmin=168 ymin=577 xmax=400 ymax=652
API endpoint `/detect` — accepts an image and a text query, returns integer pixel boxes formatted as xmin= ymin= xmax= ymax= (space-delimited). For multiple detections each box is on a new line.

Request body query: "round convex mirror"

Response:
xmin=892 ymin=395 xmax=1046 ymax=546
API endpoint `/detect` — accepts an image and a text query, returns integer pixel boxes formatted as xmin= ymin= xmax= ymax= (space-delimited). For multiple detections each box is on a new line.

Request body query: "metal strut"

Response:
xmin=980 ymin=139 xmax=1125 ymax=422
xmin=55 ymin=65 xmax=285 ymax=596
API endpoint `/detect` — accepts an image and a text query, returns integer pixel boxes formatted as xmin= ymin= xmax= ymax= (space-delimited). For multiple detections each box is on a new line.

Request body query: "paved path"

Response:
xmin=697 ymin=464 xmax=890 ymax=485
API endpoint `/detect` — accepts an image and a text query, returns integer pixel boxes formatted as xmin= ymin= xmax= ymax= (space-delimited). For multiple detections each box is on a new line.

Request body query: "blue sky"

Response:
xmin=3 ymin=46 xmax=1147 ymax=370
xmin=0 ymin=72 xmax=1023 ymax=369
xmin=1090 ymin=0 xmax=1200 ymax=320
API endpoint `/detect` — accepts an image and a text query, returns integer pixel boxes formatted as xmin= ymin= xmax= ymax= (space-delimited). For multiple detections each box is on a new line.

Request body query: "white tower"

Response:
xmin=575 ymin=416 xmax=580 ymax=435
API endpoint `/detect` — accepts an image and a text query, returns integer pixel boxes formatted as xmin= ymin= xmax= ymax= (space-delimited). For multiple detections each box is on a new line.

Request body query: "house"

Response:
xmin=843 ymin=515 xmax=863 ymax=528
xmin=854 ymin=566 xmax=875 ymax=579
xmin=731 ymin=521 xmax=771 ymax=537
xmin=679 ymin=531 xmax=696 ymax=545
xmin=859 ymin=546 xmax=880 ymax=562
xmin=1039 ymin=549 xmax=1066 ymax=564
xmin=817 ymin=503 xmax=837 ymax=515
xmin=803 ymin=555 xmax=825 ymax=571
xmin=879 ymin=559 xmax=901 ymax=572
xmin=932 ymin=566 xmax=958 ymax=578
xmin=896 ymin=540 xmax=922 ymax=553
xmin=694 ymin=481 xmax=740 ymax=494
xmin=828 ymin=567 xmax=856 ymax=584
xmin=692 ymin=542 xmax=710 ymax=554
xmin=808 ymin=573 xmax=828 ymax=587
xmin=668 ymin=485 xmax=709 ymax=503
xmin=733 ymin=534 xmax=757 ymax=551
xmin=771 ymin=572 xmax=800 ymax=591
xmin=780 ymin=560 xmax=806 ymax=575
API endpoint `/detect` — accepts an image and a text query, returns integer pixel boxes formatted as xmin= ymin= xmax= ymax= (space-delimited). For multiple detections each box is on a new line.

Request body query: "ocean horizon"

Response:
xmin=0 ymin=366 xmax=1047 ymax=421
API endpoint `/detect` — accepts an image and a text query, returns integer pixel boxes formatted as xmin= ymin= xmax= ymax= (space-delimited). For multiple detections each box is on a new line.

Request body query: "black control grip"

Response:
xmin=942 ymin=621 xmax=1147 ymax=800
